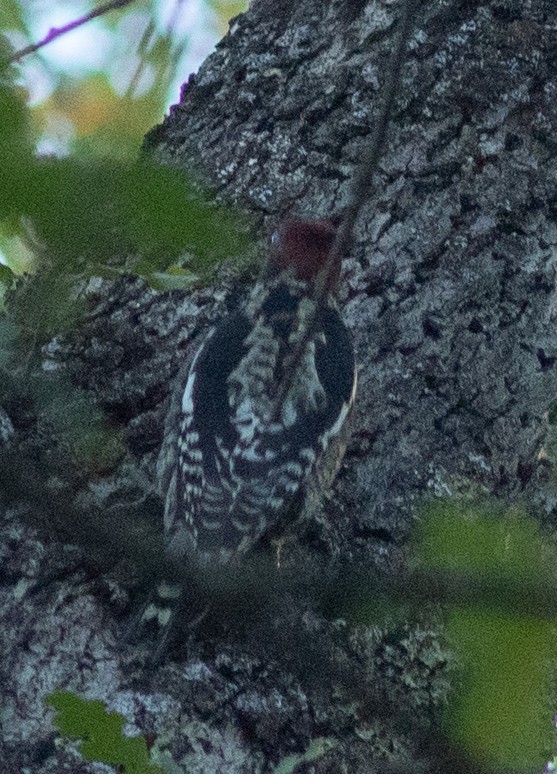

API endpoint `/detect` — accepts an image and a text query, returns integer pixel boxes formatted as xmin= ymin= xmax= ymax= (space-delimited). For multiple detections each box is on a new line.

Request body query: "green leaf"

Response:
xmin=145 ymin=268 xmax=198 ymax=291
xmin=274 ymin=737 xmax=339 ymax=774
xmin=118 ymin=161 xmax=251 ymax=265
xmin=415 ymin=505 xmax=554 ymax=769
xmin=0 ymin=0 xmax=29 ymax=34
xmin=0 ymin=263 xmax=15 ymax=282
xmin=0 ymin=81 xmax=34 ymax=213
xmin=0 ymin=315 xmax=18 ymax=369
xmin=32 ymin=377 xmax=124 ymax=472
xmin=47 ymin=691 xmax=162 ymax=774
xmin=414 ymin=502 xmax=550 ymax=587
xmin=446 ymin=609 xmax=552 ymax=770
xmin=12 ymin=272 xmax=84 ymax=338
xmin=0 ymin=156 xmax=251 ymax=271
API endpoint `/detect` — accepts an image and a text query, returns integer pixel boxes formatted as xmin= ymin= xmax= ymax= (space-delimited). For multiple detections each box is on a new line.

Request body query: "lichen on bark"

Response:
xmin=2 ymin=0 xmax=557 ymax=772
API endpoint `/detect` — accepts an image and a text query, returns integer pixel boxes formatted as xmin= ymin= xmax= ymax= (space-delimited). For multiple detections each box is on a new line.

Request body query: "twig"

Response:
xmin=8 ymin=0 xmax=135 ymax=64
xmin=330 ymin=0 xmax=420 ymax=266
xmin=271 ymin=0 xmax=420 ymax=422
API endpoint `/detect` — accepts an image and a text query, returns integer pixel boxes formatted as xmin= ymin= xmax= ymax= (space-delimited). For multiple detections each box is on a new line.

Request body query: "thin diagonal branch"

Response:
xmin=331 ymin=0 xmax=421 ymax=265
xmin=8 ymin=0 xmax=135 ymax=64
xmin=271 ymin=0 xmax=420 ymax=423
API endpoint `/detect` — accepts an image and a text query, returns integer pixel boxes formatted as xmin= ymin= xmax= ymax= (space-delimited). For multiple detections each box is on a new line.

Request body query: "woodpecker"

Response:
xmin=159 ymin=219 xmax=357 ymax=567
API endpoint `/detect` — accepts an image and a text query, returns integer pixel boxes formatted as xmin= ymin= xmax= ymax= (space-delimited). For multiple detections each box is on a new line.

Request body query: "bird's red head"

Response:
xmin=268 ymin=218 xmax=340 ymax=292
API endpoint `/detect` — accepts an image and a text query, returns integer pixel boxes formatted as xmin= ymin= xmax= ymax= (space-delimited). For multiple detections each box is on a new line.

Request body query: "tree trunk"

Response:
xmin=2 ymin=0 xmax=557 ymax=771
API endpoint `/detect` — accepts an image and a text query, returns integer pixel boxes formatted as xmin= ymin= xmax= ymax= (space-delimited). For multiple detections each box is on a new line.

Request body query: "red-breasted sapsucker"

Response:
xmin=159 ymin=219 xmax=357 ymax=568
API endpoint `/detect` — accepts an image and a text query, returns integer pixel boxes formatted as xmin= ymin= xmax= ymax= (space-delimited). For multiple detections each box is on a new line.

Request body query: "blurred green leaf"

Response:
xmin=0 ymin=14 xmax=252 ymax=348
xmin=46 ymin=74 xmax=166 ymax=159
xmin=0 ymin=221 xmax=37 ymax=273
xmin=13 ymin=272 xmax=84 ymax=338
xmin=119 ymin=161 xmax=251 ymax=265
xmin=446 ymin=609 xmax=552 ymax=770
xmin=209 ymin=0 xmax=249 ymax=34
xmin=146 ymin=267 xmax=198 ymax=292
xmin=0 ymin=155 xmax=250 ymax=269
xmin=31 ymin=376 xmax=124 ymax=472
xmin=415 ymin=504 xmax=554 ymax=769
xmin=0 ymin=314 xmax=18 ymax=369
xmin=0 ymin=0 xmax=28 ymax=35
xmin=47 ymin=691 xmax=162 ymax=774
xmin=0 ymin=263 xmax=15 ymax=282
xmin=274 ymin=737 xmax=339 ymax=774
xmin=414 ymin=501 xmax=550 ymax=587
xmin=0 ymin=79 xmax=34 ymax=209
xmin=0 ymin=152 xmax=252 ymax=349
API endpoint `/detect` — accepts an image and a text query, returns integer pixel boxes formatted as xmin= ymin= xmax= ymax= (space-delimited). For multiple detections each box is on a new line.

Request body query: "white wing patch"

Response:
xmin=320 ymin=362 xmax=358 ymax=451
xmin=181 ymin=336 xmax=209 ymax=414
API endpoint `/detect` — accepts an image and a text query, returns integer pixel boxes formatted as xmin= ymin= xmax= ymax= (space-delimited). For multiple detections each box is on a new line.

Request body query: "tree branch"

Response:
xmin=8 ymin=0 xmax=135 ymax=64
xmin=270 ymin=0 xmax=420 ymax=422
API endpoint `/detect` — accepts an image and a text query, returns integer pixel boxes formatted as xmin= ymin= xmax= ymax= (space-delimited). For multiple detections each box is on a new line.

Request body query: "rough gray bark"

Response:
xmin=151 ymin=0 xmax=557 ymax=545
xmin=2 ymin=0 xmax=557 ymax=772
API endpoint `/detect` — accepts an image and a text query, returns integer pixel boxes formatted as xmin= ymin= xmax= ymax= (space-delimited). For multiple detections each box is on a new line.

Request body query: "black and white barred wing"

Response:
xmin=160 ymin=312 xmax=250 ymax=561
xmin=163 ymin=299 xmax=356 ymax=564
